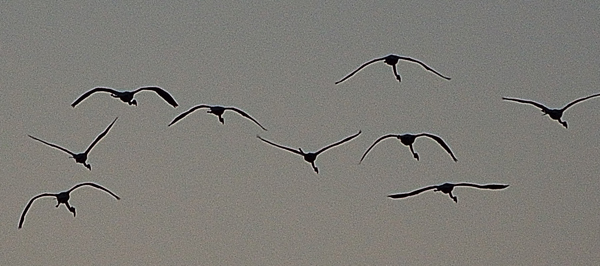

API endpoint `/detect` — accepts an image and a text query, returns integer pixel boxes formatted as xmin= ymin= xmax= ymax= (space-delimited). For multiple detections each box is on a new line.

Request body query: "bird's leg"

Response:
xmin=65 ymin=202 xmax=76 ymax=217
xmin=409 ymin=145 xmax=419 ymax=161
xmin=392 ymin=64 xmax=402 ymax=82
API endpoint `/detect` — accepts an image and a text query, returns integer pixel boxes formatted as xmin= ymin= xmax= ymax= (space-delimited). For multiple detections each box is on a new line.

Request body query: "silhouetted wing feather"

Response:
xmin=419 ymin=133 xmax=458 ymax=161
xmin=225 ymin=107 xmax=268 ymax=131
xmin=335 ymin=57 xmax=386 ymax=84
xmin=71 ymin=87 xmax=119 ymax=107
xmin=561 ymin=93 xmax=600 ymax=111
xmin=502 ymin=97 xmax=548 ymax=111
xmin=388 ymin=185 xmax=438 ymax=199
xmin=315 ymin=131 xmax=361 ymax=155
xmin=84 ymin=117 xmax=117 ymax=154
xmin=68 ymin=182 xmax=121 ymax=200
xmin=454 ymin=183 xmax=509 ymax=190
xmin=359 ymin=134 xmax=400 ymax=163
xmin=396 ymin=56 xmax=451 ymax=80
xmin=28 ymin=135 xmax=75 ymax=156
xmin=257 ymin=135 xmax=302 ymax=156
xmin=134 ymin=86 xmax=179 ymax=108
xmin=18 ymin=193 xmax=56 ymax=229
xmin=168 ymin=105 xmax=211 ymax=126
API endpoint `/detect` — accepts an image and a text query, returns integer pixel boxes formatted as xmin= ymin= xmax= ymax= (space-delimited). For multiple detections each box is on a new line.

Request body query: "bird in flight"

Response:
xmin=502 ymin=93 xmax=600 ymax=128
xmin=360 ymin=133 xmax=457 ymax=163
xmin=257 ymin=131 xmax=361 ymax=173
xmin=18 ymin=182 xmax=120 ymax=229
xmin=388 ymin=182 xmax=509 ymax=202
xmin=28 ymin=117 xmax=118 ymax=170
xmin=168 ymin=104 xmax=267 ymax=131
xmin=335 ymin=54 xmax=451 ymax=84
xmin=71 ymin=86 xmax=178 ymax=108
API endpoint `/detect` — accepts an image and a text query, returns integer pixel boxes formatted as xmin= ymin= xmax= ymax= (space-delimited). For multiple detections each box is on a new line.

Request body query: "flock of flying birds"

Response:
xmin=19 ymin=54 xmax=600 ymax=228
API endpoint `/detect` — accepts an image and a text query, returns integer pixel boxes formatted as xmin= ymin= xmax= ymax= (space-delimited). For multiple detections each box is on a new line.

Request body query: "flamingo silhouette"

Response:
xmin=502 ymin=93 xmax=600 ymax=128
xmin=168 ymin=104 xmax=267 ymax=131
xmin=18 ymin=182 xmax=120 ymax=229
xmin=28 ymin=117 xmax=118 ymax=170
xmin=360 ymin=133 xmax=457 ymax=163
xmin=257 ymin=131 xmax=361 ymax=173
xmin=71 ymin=86 xmax=178 ymax=108
xmin=335 ymin=54 xmax=451 ymax=84
xmin=388 ymin=182 xmax=508 ymax=202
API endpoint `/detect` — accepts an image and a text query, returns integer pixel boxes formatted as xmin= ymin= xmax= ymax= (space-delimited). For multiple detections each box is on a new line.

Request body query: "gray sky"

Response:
xmin=2 ymin=1 xmax=600 ymax=265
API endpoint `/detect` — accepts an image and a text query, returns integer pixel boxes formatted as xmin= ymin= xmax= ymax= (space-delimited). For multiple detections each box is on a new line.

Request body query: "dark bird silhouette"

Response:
xmin=168 ymin=104 xmax=267 ymax=131
xmin=257 ymin=131 xmax=361 ymax=173
xmin=388 ymin=182 xmax=509 ymax=202
xmin=360 ymin=133 xmax=457 ymax=163
xmin=18 ymin=182 xmax=120 ymax=229
xmin=28 ymin=117 xmax=118 ymax=170
xmin=71 ymin=86 xmax=178 ymax=108
xmin=502 ymin=93 xmax=600 ymax=128
xmin=335 ymin=54 xmax=451 ymax=84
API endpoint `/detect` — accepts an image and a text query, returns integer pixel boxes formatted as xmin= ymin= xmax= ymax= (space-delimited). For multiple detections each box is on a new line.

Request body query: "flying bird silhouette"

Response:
xmin=360 ymin=133 xmax=457 ymax=163
xmin=18 ymin=182 xmax=120 ymax=229
xmin=502 ymin=93 xmax=600 ymax=128
xmin=168 ymin=104 xmax=267 ymax=130
xmin=71 ymin=86 xmax=178 ymax=108
xmin=335 ymin=54 xmax=451 ymax=84
xmin=28 ymin=117 xmax=118 ymax=170
xmin=257 ymin=131 xmax=361 ymax=173
xmin=388 ymin=182 xmax=509 ymax=202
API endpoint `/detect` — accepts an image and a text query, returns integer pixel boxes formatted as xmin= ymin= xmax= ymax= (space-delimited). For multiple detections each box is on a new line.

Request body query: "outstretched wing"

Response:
xmin=71 ymin=87 xmax=119 ymax=107
xmin=168 ymin=105 xmax=211 ymax=126
xmin=134 ymin=86 xmax=179 ymax=108
xmin=418 ymin=133 xmax=458 ymax=161
xmin=454 ymin=183 xmax=509 ymax=190
xmin=28 ymin=135 xmax=75 ymax=156
xmin=18 ymin=193 xmax=56 ymax=229
xmin=84 ymin=117 xmax=118 ymax=154
xmin=315 ymin=131 xmax=361 ymax=155
xmin=334 ymin=57 xmax=386 ymax=84
xmin=502 ymin=97 xmax=549 ymax=111
xmin=225 ymin=107 xmax=268 ymax=131
xmin=561 ymin=92 xmax=600 ymax=111
xmin=388 ymin=185 xmax=438 ymax=199
xmin=68 ymin=182 xmax=121 ymax=200
xmin=359 ymin=134 xmax=400 ymax=163
xmin=256 ymin=135 xmax=302 ymax=156
xmin=395 ymin=55 xmax=451 ymax=80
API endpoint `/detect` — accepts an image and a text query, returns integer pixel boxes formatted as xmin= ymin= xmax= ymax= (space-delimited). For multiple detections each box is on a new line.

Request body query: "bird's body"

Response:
xmin=360 ymin=133 xmax=457 ymax=163
xmin=502 ymin=93 xmax=600 ymax=128
xmin=388 ymin=182 xmax=508 ymax=202
xmin=335 ymin=54 xmax=451 ymax=84
xmin=28 ymin=117 xmax=118 ymax=170
xmin=71 ymin=86 xmax=178 ymax=108
xmin=18 ymin=182 xmax=120 ymax=228
xmin=168 ymin=104 xmax=267 ymax=131
xmin=257 ymin=131 xmax=361 ymax=173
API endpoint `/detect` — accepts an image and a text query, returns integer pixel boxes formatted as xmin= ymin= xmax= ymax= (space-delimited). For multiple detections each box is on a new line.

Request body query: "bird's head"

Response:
xmin=129 ymin=99 xmax=138 ymax=106
xmin=68 ymin=206 xmax=76 ymax=217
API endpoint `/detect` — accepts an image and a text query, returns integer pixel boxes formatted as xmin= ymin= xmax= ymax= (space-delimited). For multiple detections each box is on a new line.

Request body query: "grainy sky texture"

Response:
xmin=2 ymin=2 xmax=600 ymax=265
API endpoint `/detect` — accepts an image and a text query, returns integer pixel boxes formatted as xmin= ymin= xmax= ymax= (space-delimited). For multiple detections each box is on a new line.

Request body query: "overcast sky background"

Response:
xmin=2 ymin=1 xmax=600 ymax=265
